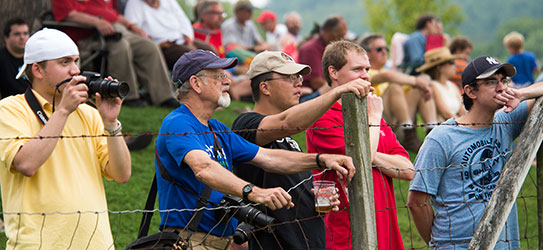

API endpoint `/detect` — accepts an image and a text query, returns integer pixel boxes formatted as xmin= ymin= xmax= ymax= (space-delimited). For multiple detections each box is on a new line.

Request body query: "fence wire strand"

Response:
xmin=0 ymin=121 xmax=538 ymax=250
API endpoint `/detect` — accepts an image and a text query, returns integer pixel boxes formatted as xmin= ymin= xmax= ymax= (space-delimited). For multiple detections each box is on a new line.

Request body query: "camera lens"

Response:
xmin=233 ymin=223 xmax=252 ymax=244
xmin=88 ymin=79 xmax=129 ymax=98
xmin=237 ymin=207 xmax=276 ymax=232
xmin=104 ymin=80 xmax=129 ymax=98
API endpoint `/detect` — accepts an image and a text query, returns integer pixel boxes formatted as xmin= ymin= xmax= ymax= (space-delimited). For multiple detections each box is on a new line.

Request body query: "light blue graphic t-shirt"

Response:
xmin=410 ymin=102 xmax=528 ymax=249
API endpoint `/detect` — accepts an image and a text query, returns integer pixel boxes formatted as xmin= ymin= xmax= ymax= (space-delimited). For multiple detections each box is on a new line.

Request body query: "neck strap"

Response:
xmin=24 ymin=87 xmax=48 ymax=125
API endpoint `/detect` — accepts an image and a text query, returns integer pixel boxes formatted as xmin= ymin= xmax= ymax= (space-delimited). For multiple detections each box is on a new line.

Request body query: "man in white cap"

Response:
xmin=231 ymin=51 xmax=371 ymax=249
xmin=409 ymin=56 xmax=543 ymax=248
xmin=0 ymin=28 xmax=131 ymax=249
xmin=155 ymin=49 xmax=356 ymax=249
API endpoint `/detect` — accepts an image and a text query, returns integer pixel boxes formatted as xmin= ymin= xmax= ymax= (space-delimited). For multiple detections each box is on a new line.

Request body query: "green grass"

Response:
xmin=0 ymin=101 xmax=539 ymax=249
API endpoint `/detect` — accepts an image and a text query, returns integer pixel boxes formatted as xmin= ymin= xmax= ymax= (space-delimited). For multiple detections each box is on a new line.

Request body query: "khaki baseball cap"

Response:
xmin=247 ymin=51 xmax=311 ymax=79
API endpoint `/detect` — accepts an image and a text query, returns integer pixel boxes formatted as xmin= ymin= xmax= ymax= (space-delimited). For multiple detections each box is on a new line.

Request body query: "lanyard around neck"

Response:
xmin=24 ymin=87 xmax=48 ymax=125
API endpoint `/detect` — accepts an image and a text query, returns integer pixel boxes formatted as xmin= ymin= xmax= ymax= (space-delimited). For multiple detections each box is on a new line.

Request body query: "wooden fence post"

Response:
xmin=468 ymin=97 xmax=543 ymax=249
xmin=538 ymin=143 xmax=543 ymax=249
xmin=342 ymin=93 xmax=377 ymax=250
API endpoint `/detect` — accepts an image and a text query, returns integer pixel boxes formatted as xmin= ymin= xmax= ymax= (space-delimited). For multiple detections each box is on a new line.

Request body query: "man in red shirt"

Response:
xmin=298 ymin=16 xmax=347 ymax=92
xmin=193 ymin=0 xmax=225 ymax=58
xmin=51 ymin=0 xmax=178 ymax=108
xmin=306 ymin=40 xmax=414 ymax=250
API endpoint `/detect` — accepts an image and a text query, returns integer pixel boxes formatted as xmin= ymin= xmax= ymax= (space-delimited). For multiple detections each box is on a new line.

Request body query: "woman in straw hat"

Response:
xmin=416 ymin=47 xmax=466 ymax=122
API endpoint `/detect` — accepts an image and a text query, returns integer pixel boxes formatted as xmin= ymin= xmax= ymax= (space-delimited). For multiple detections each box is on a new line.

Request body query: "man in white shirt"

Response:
xmin=124 ymin=0 xmax=216 ymax=69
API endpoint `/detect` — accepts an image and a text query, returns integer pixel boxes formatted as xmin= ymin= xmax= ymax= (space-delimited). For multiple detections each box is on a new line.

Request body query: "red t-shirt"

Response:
xmin=52 ymin=0 xmax=120 ymax=42
xmin=298 ymin=36 xmax=326 ymax=90
xmin=193 ymin=22 xmax=225 ymax=58
xmin=425 ymin=34 xmax=444 ymax=51
xmin=306 ymin=102 xmax=408 ymax=250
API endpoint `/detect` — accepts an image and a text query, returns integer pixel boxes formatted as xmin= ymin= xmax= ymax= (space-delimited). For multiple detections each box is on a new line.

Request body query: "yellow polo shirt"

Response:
xmin=0 ymin=90 xmax=113 ymax=249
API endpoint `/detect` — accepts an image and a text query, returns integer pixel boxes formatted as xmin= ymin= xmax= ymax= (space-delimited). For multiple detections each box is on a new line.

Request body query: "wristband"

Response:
xmin=316 ymin=153 xmax=325 ymax=169
xmin=105 ymin=120 xmax=122 ymax=135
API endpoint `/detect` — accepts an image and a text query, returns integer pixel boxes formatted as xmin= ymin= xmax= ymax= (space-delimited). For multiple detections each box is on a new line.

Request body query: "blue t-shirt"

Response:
xmin=410 ymin=102 xmax=528 ymax=249
xmin=155 ymin=104 xmax=259 ymax=236
xmin=507 ymin=51 xmax=538 ymax=87
xmin=402 ymin=31 xmax=426 ymax=75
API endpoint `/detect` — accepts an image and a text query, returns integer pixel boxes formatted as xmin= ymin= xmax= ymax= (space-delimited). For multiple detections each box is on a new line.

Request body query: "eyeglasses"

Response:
xmin=206 ymin=11 xmax=226 ymax=18
xmin=479 ymin=78 xmax=512 ymax=87
xmin=267 ymin=74 xmax=303 ymax=84
xmin=445 ymin=60 xmax=455 ymax=65
xmin=198 ymin=73 xmax=229 ymax=82
xmin=373 ymin=46 xmax=389 ymax=53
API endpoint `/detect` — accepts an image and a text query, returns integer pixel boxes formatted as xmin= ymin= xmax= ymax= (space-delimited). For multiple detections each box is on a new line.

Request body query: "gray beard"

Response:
xmin=217 ymin=93 xmax=231 ymax=108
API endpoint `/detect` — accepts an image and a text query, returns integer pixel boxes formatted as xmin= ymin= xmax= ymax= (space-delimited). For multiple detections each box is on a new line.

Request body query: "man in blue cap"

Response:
xmin=155 ymin=49 xmax=356 ymax=249
xmin=408 ymin=56 xmax=543 ymax=249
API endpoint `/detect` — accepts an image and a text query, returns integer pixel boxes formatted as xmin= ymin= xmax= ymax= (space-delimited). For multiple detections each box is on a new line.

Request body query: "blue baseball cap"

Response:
xmin=172 ymin=49 xmax=238 ymax=87
xmin=462 ymin=56 xmax=516 ymax=87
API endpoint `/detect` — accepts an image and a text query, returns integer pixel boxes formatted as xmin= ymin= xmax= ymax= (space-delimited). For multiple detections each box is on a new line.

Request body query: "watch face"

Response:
xmin=243 ymin=185 xmax=252 ymax=193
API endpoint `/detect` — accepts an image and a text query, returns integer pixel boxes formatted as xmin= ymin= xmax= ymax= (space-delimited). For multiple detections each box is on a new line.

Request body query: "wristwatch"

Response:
xmin=242 ymin=183 xmax=255 ymax=200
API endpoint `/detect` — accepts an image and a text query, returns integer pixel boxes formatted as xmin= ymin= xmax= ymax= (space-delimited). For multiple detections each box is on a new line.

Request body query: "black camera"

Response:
xmin=215 ymin=195 xmax=276 ymax=243
xmin=80 ymin=71 xmax=129 ymax=98
xmin=233 ymin=222 xmax=253 ymax=245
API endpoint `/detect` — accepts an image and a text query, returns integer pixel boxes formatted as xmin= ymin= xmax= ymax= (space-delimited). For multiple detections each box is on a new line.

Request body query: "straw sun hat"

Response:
xmin=416 ymin=47 xmax=460 ymax=73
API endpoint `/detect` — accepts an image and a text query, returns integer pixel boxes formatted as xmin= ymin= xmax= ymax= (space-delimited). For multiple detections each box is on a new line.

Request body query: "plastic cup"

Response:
xmin=312 ymin=180 xmax=336 ymax=213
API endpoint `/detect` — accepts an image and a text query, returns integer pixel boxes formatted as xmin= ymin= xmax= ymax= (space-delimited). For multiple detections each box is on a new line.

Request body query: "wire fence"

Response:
xmin=0 ymin=121 xmax=540 ymax=249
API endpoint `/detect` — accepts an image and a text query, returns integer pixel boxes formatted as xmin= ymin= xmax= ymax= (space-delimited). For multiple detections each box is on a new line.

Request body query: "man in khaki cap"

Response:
xmin=231 ymin=51 xmax=372 ymax=249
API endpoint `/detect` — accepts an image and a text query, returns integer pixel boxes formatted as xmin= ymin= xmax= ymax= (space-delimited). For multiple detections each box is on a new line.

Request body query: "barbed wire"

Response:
xmin=0 ymin=118 xmax=537 ymax=249
xmin=0 ymin=121 xmax=527 ymax=141
xmin=0 ymin=148 xmax=523 ymax=216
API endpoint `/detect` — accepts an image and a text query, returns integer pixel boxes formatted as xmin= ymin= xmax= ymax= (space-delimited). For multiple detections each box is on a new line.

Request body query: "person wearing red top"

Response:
xmin=51 ymin=0 xmax=178 ymax=108
xmin=299 ymin=16 xmax=347 ymax=92
xmin=193 ymin=1 xmax=225 ymax=58
xmin=307 ymin=40 xmax=414 ymax=250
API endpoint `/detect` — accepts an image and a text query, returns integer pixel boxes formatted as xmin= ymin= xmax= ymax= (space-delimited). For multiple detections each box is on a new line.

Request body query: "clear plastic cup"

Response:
xmin=312 ymin=180 xmax=336 ymax=213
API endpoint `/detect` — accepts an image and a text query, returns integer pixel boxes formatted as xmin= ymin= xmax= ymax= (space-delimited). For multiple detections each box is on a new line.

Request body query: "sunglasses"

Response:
xmin=373 ymin=46 xmax=389 ymax=53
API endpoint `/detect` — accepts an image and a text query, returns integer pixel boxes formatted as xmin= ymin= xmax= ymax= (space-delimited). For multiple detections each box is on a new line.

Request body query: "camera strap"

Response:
xmin=24 ymin=87 xmax=48 ymax=125
xmin=137 ymin=122 xmax=226 ymax=240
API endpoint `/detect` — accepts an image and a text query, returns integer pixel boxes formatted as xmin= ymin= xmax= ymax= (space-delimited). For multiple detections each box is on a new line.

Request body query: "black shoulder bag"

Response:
xmin=126 ymin=123 xmax=225 ymax=250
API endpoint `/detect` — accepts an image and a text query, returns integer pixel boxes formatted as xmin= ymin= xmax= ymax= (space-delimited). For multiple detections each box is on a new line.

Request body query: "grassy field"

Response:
xmin=0 ymin=100 xmax=539 ymax=249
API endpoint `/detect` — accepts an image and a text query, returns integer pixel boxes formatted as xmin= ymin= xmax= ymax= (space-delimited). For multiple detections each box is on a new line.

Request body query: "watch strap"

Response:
xmin=242 ymin=183 xmax=254 ymax=200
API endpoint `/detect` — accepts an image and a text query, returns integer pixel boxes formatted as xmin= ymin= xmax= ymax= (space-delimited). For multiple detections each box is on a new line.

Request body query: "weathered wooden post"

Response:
xmin=538 ymin=144 xmax=543 ymax=249
xmin=468 ymin=97 xmax=543 ymax=250
xmin=342 ymin=93 xmax=377 ymax=250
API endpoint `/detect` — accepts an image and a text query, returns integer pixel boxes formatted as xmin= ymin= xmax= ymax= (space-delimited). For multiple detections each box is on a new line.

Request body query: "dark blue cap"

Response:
xmin=462 ymin=56 xmax=516 ymax=87
xmin=172 ymin=49 xmax=238 ymax=87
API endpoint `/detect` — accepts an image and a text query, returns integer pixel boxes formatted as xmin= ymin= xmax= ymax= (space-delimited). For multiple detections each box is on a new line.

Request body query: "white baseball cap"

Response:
xmin=15 ymin=28 xmax=79 ymax=79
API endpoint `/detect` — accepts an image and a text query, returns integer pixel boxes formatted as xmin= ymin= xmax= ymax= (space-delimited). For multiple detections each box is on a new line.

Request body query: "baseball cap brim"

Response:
xmin=476 ymin=63 xmax=516 ymax=79
xmin=204 ymin=57 xmax=238 ymax=70
xmin=15 ymin=64 xmax=27 ymax=79
xmin=273 ymin=63 xmax=311 ymax=76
